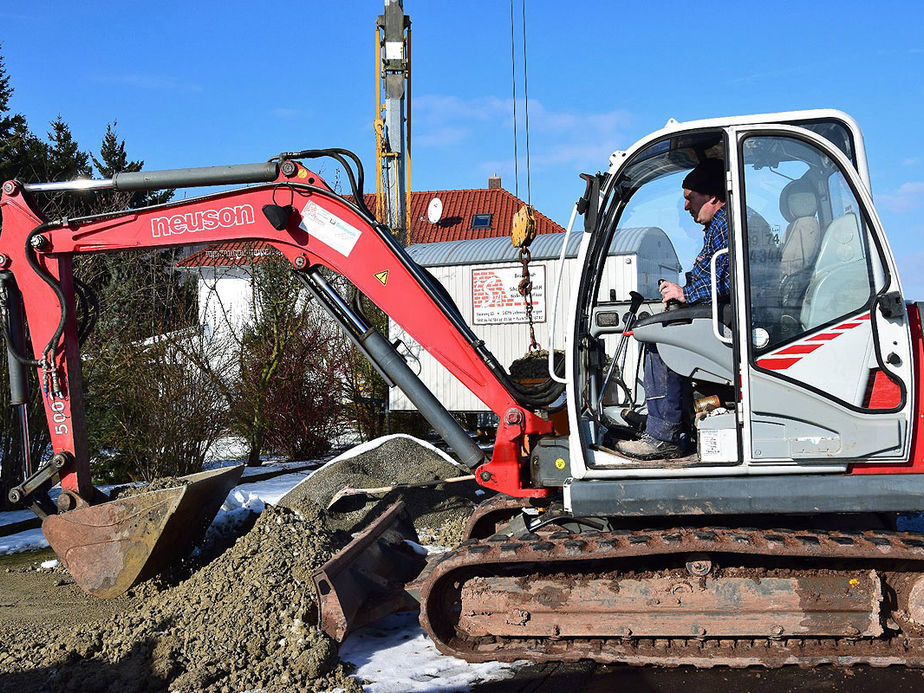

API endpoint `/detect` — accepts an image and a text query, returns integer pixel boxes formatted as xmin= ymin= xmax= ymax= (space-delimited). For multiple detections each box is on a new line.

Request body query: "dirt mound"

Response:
xmin=0 ymin=436 xmax=486 ymax=691
xmin=508 ymin=349 xmax=564 ymax=380
xmin=0 ymin=497 xmax=361 ymax=693
xmin=279 ymin=435 xmax=481 ymax=545
xmin=108 ymin=476 xmax=189 ymax=500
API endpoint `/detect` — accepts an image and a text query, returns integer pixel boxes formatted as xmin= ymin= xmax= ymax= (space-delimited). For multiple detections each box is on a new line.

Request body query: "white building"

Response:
xmin=389 ymin=228 xmax=681 ymax=413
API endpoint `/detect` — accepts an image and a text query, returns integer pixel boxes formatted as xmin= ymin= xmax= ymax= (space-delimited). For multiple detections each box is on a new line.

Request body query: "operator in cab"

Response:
xmin=617 ymin=158 xmax=729 ymax=460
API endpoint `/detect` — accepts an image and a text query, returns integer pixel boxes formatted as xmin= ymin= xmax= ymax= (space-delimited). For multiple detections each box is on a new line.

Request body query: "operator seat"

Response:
xmin=778 ymin=176 xmax=821 ymax=309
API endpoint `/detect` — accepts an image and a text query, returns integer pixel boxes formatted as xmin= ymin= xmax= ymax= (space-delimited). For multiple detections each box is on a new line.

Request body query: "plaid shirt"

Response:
xmin=682 ymin=205 xmax=729 ymax=304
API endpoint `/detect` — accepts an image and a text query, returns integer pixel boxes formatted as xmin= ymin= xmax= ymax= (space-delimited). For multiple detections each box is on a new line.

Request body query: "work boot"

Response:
xmin=616 ymin=433 xmax=683 ymax=460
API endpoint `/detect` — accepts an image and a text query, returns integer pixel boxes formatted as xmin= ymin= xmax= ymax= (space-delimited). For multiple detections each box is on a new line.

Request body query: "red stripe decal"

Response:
xmin=757 ymin=357 xmax=801 ymax=370
xmin=760 ymin=312 xmax=868 ymax=369
xmin=775 ymin=343 xmax=824 ymax=355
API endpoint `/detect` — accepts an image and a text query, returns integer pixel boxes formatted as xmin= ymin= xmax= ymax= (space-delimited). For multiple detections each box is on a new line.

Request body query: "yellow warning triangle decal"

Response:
xmin=374 ymin=270 xmax=390 ymax=286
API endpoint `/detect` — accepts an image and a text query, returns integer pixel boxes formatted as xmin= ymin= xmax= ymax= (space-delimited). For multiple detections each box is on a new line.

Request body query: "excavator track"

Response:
xmin=419 ymin=525 xmax=924 ymax=667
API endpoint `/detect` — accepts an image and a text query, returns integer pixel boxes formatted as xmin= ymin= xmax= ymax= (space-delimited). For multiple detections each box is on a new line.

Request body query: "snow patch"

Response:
xmin=403 ymin=539 xmax=429 ymax=556
xmin=0 ymin=467 xmax=312 ymax=557
xmin=313 ymin=434 xmax=466 ymax=475
xmin=0 ymin=509 xmax=38 ymax=528
xmin=339 ymin=612 xmax=521 ymax=692
xmin=0 ymin=528 xmax=49 ymax=555
xmin=209 ymin=472 xmax=314 ymax=532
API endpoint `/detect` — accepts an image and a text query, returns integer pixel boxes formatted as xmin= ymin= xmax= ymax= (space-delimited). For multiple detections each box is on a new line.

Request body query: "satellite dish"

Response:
xmin=427 ymin=197 xmax=443 ymax=224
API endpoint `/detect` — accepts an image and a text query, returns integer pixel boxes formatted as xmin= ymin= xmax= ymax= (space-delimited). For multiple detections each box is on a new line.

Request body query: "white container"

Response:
xmin=389 ymin=228 xmax=680 ymax=413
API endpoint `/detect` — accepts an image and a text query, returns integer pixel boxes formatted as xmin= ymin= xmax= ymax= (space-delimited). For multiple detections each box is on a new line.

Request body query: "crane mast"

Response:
xmin=375 ymin=0 xmax=411 ymax=244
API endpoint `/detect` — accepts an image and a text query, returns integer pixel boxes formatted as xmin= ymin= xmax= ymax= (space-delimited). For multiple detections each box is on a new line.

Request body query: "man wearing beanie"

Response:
xmin=617 ymin=157 xmax=729 ymax=460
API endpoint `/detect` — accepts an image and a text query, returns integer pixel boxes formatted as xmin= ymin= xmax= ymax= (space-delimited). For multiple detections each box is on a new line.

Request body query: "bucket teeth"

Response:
xmin=314 ymin=501 xmax=427 ymax=641
xmin=42 ymin=465 xmax=243 ymax=598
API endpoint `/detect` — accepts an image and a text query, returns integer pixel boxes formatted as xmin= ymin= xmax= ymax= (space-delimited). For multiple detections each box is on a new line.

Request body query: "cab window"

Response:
xmin=742 ymin=135 xmax=881 ymax=354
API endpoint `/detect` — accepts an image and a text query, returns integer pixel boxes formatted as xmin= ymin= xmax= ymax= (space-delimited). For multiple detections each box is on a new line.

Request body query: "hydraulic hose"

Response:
xmin=25 ymin=222 xmax=68 ymax=368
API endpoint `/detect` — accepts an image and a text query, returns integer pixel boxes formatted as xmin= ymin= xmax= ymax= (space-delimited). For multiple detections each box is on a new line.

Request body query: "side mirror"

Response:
xmin=577 ymin=173 xmax=602 ymax=233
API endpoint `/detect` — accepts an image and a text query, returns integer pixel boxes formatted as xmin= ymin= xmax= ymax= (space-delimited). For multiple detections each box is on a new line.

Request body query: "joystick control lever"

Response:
xmin=658 ymin=278 xmax=682 ymax=312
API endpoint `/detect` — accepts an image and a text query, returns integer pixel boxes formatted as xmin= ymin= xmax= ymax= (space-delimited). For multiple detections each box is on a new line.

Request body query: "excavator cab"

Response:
xmin=566 ymin=110 xmax=915 ymax=483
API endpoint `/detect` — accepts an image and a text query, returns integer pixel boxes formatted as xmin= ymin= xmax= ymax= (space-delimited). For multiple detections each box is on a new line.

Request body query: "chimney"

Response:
xmin=488 ymin=174 xmax=502 ymax=189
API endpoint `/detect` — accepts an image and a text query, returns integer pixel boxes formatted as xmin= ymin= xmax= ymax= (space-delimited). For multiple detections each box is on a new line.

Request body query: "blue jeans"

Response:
xmin=643 ymin=344 xmax=690 ymax=444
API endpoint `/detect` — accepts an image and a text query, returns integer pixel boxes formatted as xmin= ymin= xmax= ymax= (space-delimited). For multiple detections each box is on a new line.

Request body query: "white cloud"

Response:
xmin=902 ymin=157 xmax=921 ymax=167
xmin=479 ymin=142 xmax=620 ymax=176
xmin=415 ymin=94 xmax=510 ymax=127
xmin=414 ymin=93 xmax=632 ymax=171
xmin=876 ymin=182 xmax=924 ymax=213
xmin=415 ymin=125 xmax=472 ymax=148
xmin=727 ymin=63 xmax=815 ymax=87
xmin=526 ymin=101 xmax=632 ymax=137
xmin=89 ymin=73 xmax=202 ymax=93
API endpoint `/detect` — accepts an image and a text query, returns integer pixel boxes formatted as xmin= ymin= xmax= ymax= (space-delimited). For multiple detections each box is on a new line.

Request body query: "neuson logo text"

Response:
xmin=151 ymin=203 xmax=256 ymax=238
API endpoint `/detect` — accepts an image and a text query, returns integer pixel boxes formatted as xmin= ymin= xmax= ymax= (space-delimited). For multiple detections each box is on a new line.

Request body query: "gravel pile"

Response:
xmin=0 ymin=497 xmax=360 ymax=693
xmin=0 ymin=435 xmax=486 ymax=691
xmin=279 ymin=435 xmax=482 ymax=546
xmin=108 ymin=477 xmax=189 ymax=500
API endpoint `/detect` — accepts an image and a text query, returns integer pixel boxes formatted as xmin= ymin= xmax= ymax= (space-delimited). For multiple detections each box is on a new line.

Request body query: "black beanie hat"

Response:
xmin=682 ymin=158 xmax=725 ymax=198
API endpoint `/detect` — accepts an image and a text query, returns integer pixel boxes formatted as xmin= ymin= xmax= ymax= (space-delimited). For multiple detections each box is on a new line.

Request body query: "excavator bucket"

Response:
xmin=313 ymin=501 xmax=427 ymax=641
xmin=42 ymin=465 xmax=244 ymax=598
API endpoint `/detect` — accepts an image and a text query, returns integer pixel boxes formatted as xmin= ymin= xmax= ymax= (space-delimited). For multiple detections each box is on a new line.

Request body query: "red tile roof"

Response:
xmin=403 ymin=187 xmax=564 ymax=245
xmin=176 ymin=187 xmax=565 ymax=268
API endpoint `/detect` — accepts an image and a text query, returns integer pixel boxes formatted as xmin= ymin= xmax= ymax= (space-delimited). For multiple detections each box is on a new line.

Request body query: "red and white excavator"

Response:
xmin=1 ymin=109 xmax=922 ymax=666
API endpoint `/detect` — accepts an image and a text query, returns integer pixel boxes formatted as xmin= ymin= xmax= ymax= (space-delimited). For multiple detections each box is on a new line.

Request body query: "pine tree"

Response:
xmin=91 ymin=122 xmax=134 ymax=178
xmin=91 ymin=121 xmax=171 ymax=209
xmin=0 ymin=50 xmax=44 ymax=190
xmin=0 ymin=46 xmax=198 ymax=503
xmin=33 ymin=117 xmax=94 ymax=219
xmin=0 ymin=50 xmax=27 ymax=183
xmin=46 ymin=116 xmax=91 ymax=180
xmin=77 ymin=121 xmax=186 ymax=340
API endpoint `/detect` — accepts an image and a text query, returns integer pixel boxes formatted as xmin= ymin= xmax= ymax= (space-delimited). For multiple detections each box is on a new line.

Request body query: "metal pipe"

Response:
xmin=17 ymin=405 xmax=32 ymax=478
xmin=24 ymin=161 xmax=280 ymax=194
xmin=359 ymin=327 xmax=484 ymax=470
xmin=1 ymin=273 xmax=29 ymax=405
xmin=303 ymin=270 xmax=484 ymax=470
xmin=296 ymin=271 xmax=396 ymax=389
xmin=23 ymin=179 xmax=116 ymax=193
xmin=302 ymin=271 xmax=370 ymax=335
xmin=375 ymin=23 xmax=384 ymax=223
xmin=0 ymin=274 xmax=34 ymax=480
xmin=404 ymin=19 xmax=412 ymax=235
xmin=547 ymin=204 xmax=578 ymax=384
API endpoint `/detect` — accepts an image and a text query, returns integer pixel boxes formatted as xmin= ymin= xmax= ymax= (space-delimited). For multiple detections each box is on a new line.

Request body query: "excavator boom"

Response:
xmin=0 ymin=151 xmax=553 ymax=597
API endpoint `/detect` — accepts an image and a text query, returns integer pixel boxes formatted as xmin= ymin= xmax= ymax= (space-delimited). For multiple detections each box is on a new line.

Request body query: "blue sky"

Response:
xmin=2 ymin=1 xmax=922 ymax=296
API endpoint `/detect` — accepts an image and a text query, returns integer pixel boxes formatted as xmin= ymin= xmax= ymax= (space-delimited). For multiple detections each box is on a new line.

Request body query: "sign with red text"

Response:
xmin=472 ymin=265 xmax=545 ymax=325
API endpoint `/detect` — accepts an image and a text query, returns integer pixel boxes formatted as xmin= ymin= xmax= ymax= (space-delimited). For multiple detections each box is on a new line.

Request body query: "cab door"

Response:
xmin=730 ymin=124 xmax=914 ymax=466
